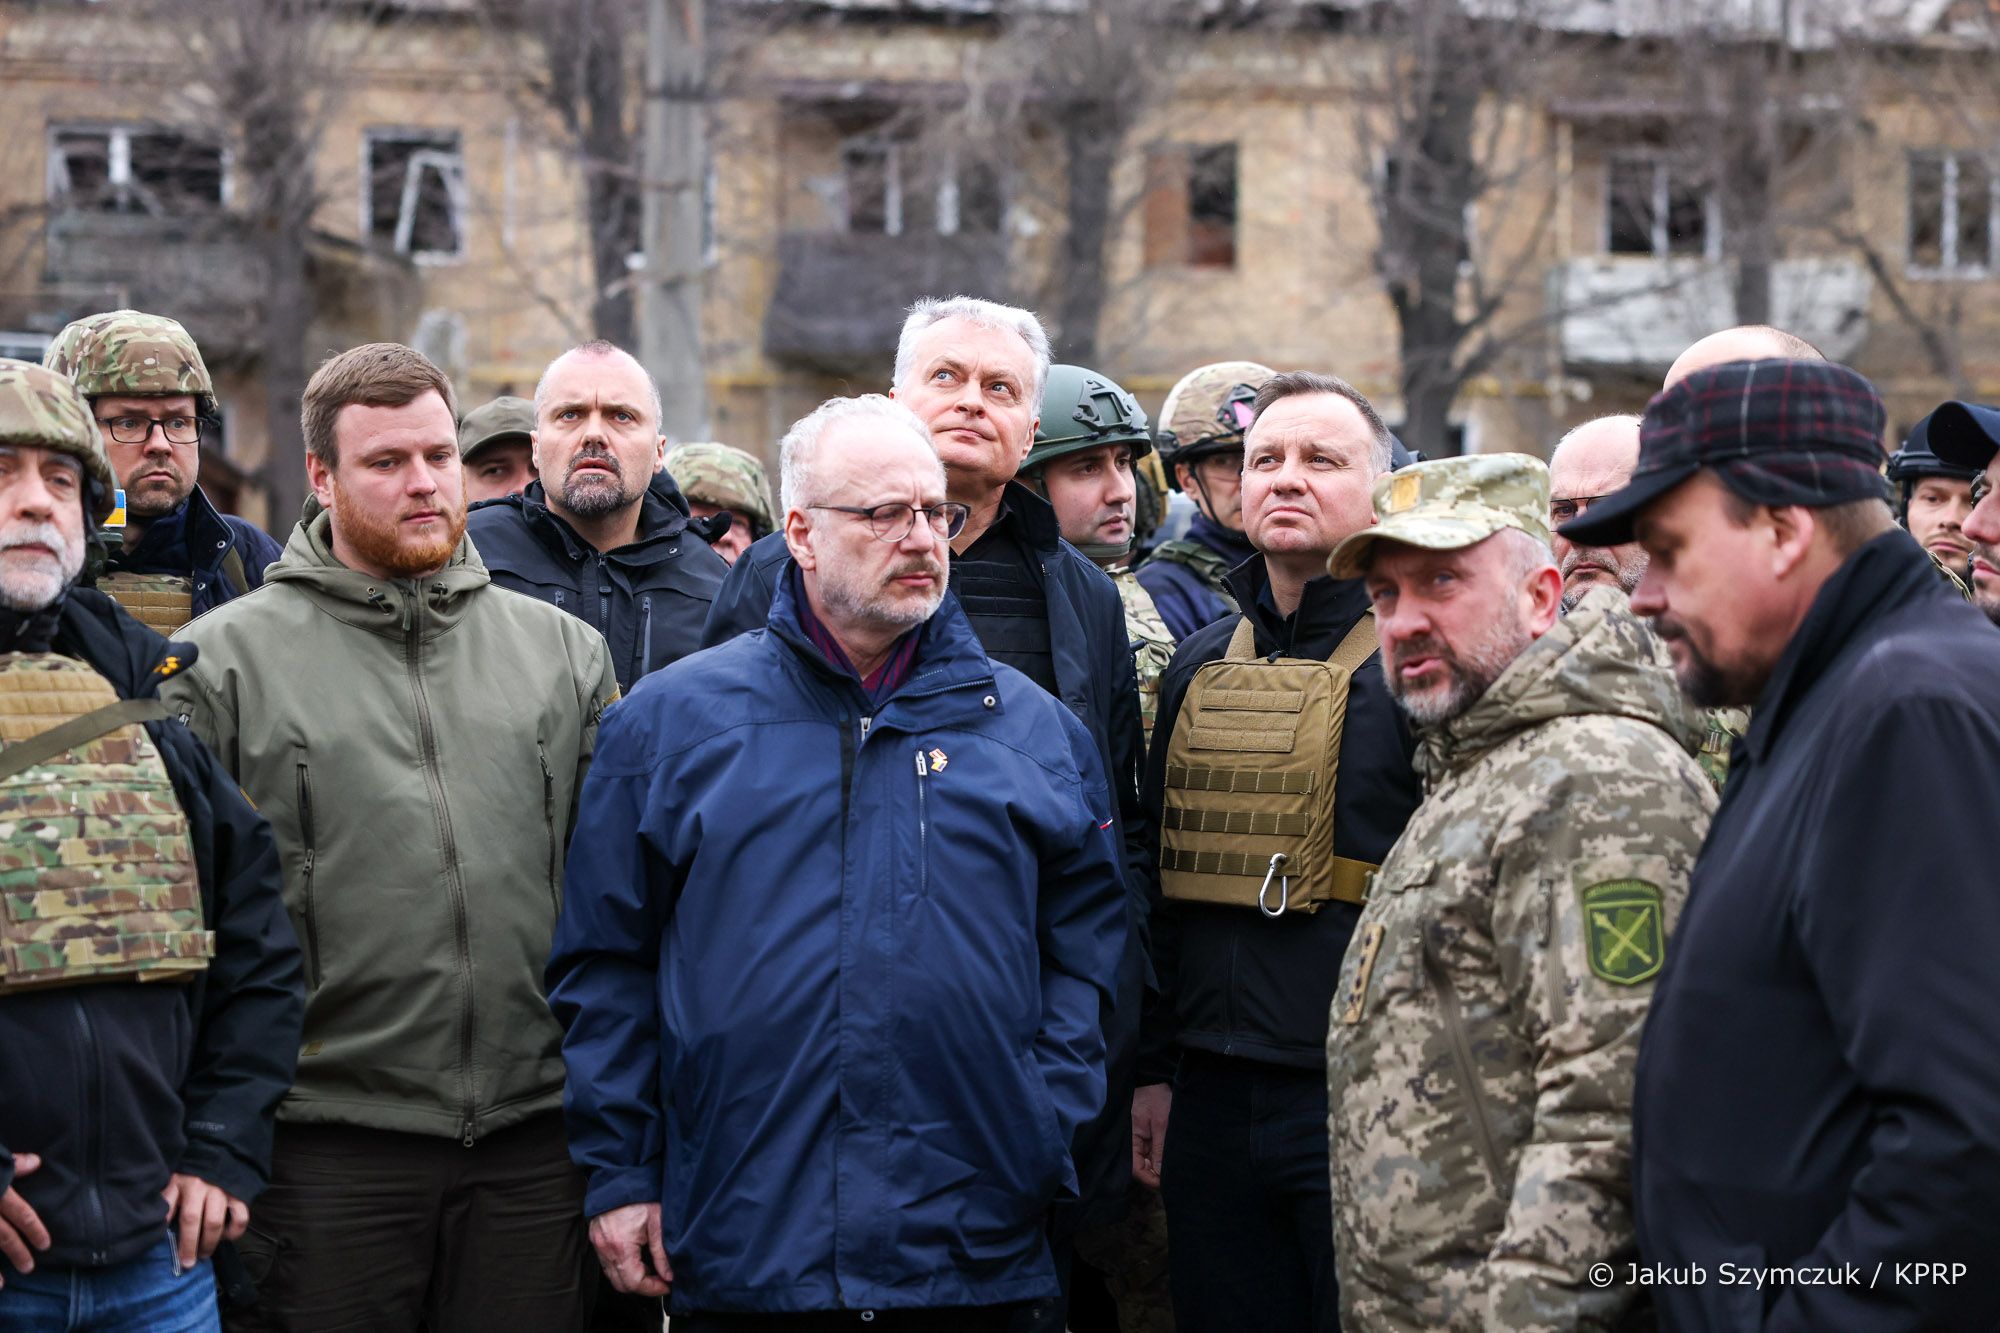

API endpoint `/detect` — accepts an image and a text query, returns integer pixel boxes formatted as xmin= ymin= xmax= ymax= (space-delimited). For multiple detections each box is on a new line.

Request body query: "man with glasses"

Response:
xmin=42 ymin=310 xmax=283 ymax=635
xmin=1549 ymin=415 xmax=1647 ymax=613
xmin=1135 ymin=361 xmax=1273 ymax=640
xmin=551 ymin=394 xmax=1125 ymax=1331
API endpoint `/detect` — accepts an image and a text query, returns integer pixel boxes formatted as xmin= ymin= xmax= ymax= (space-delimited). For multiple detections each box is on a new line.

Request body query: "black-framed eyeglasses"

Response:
xmin=97 ymin=414 xmax=201 ymax=446
xmin=1550 ymin=493 xmax=1611 ymax=525
xmin=811 ymin=501 xmax=971 ymax=542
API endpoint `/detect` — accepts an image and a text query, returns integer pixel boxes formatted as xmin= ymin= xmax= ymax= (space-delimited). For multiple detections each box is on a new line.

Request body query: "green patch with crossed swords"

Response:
xmin=1580 ymin=879 xmax=1666 ymax=986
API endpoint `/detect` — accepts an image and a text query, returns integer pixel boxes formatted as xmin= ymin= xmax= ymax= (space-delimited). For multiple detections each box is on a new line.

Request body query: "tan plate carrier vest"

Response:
xmin=1160 ymin=612 xmax=1380 ymax=918
xmin=99 ymin=547 xmax=251 ymax=638
xmin=0 ymin=653 xmax=208 ymax=993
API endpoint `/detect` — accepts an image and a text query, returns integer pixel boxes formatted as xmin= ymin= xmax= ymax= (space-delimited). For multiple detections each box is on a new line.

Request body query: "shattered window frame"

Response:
xmin=1143 ymin=141 xmax=1239 ymax=271
xmin=361 ymin=127 xmax=469 ymax=265
xmin=1604 ymin=154 xmax=1717 ymax=260
xmin=47 ymin=123 xmax=229 ymax=217
xmin=1908 ymin=149 xmax=1996 ymax=279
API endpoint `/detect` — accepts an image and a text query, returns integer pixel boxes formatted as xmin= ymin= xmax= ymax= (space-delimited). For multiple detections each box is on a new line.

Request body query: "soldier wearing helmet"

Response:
xmin=1888 ymin=410 xmax=1980 ymax=577
xmin=1135 ymin=361 xmax=1273 ymax=639
xmin=662 ymin=441 xmax=775 ymax=565
xmin=43 ymin=310 xmax=284 ymax=635
xmin=0 ymin=360 xmax=301 ymax=1326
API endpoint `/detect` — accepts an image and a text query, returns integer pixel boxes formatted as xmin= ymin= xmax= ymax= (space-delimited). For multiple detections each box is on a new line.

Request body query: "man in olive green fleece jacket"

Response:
xmin=161 ymin=344 xmax=620 ymax=1333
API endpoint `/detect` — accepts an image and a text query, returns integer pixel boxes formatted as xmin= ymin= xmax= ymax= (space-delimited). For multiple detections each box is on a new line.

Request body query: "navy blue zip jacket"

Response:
xmin=0 ymin=587 xmax=302 ymax=1269
xmin=467 ymin=470 xmax=728 ymax=692
xmin=699 ymin=481 xmax=1151 ymax=1229
xmin=547 ymin=574 xmax=1126 ymax=1314
xmin=105 ymin=486 xmax=283 ymax=618
xmin=1133 ymin=512 xmax=1254 ymax=641
xmin=1634 ymin=531 xmax=2000 ymax=1331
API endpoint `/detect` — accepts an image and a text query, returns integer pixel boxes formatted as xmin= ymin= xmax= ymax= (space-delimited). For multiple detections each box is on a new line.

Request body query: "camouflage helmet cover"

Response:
xmin=1156 ymin=360 xmax=1277 ymax=486
xmin=0 ymin=359 xmax=119 ymax=520
xmin=1026 ymin=363 xmax=1154 ymax=473
xmin=663 ymin=442 xmax=776 ymax=539
xmin=1328 ymin=453 xmax=1551 ymax=579
xmin=43 ymin=310 xmax=215 ymax=413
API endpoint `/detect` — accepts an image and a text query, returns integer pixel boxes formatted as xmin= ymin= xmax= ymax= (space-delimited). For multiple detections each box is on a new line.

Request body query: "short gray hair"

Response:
xmin=1494 ymin=524 xmax=1556 ymax=581
xmin=1249 ymin=370 xmax=1395 ymax=474
xmin=533 ymin=340 xmax=666 ymax=435
xmin=892 ymin=296 xmax=1052 ymax=400
xmin=779 ymin=394 xmax=939 ymax=516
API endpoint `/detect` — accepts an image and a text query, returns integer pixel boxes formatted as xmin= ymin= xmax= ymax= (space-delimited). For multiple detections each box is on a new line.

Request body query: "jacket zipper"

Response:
xmin=539 ymin=746 xmax=560 ymax=914
xmin=296 ymin=763 xmax=322 ymax=990
xmin=913 ymin=748 xmax=930 ymax=900
xmin=72 ymin=1001 xmax=110 ymax=1263
xmin=1422 ymin=938 xmax=1507 ymax=1186
xmin=638 ymin=594 xmax=654 ymax=680
xmin=405 ymin=588 xmax=479 ymax=1147
xmin=596 ymin=555 xmax=611 ymax=637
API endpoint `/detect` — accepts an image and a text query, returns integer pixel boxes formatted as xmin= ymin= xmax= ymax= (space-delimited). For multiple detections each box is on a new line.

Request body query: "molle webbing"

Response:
xmin=0 ymin=654 xmax=208 ymax=992
xmin=1159 ymin=613 xmax=1379 ymax=915
xmin=99 ymin=571 xmax=196 ymax=637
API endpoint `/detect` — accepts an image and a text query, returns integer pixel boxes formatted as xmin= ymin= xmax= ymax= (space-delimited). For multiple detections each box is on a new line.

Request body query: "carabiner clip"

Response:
xmin=1258 ymin=852 xmax=1290 ymax=919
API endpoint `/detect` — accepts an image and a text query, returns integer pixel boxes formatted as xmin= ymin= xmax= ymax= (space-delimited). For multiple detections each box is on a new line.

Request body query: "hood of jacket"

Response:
xmin=263 ymin=497 xmax=489 ymax=636
xmin=1415 ymin=585 xmax=1704 ymax=784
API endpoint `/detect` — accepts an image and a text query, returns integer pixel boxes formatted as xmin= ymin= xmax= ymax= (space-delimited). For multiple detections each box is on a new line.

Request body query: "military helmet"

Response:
xmin=0 ymin=359 xmax=119 ymax=520
xmin=662 ymin=442 xmax=776 ymax=539
xmin=43 ymin=310 xmax=217 ymax=419
xmin=1887 ymin=410 xmax=1982 ymax=486
xmin=1024 ymin=364 xmax=1153 ymax=474
xmin=1155 ymin=360 xmax=1276 ymax=489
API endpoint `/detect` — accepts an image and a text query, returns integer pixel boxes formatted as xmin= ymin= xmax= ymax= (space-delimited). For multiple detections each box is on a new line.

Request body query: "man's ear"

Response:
xmin=306 ymin=447 xmax=336 ymax=510
xmin=1767 ymin=504 xmax=1816 ymax=580
xmin=529 ymin=429 xmax=542 ymax=474
xmin=653 ymin=433 xmax=668 ymax=475
xmin=783 ymin=507 xmax=817 ymax=572
xmin=1523 ymin=561 xmax=1564 ymax=637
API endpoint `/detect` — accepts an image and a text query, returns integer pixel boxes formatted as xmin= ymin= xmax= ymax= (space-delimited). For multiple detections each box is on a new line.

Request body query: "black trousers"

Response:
xmin=674 ymin=1309 xmax=1016 ymax=1332
xmin=224 ymin=1113 xmax=594 ymax=1333
xmin=1159 ymin=1052 xmax=1339 ymax=1333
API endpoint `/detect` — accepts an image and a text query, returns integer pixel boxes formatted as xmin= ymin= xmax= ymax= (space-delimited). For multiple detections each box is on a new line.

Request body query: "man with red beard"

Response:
xmin=162 ymin=343 xmax=621 ymax=1333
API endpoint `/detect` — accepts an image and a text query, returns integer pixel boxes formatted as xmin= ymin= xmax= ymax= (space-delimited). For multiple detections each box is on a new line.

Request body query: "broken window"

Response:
xmin=365 ymin=130 xmax=466 ymax=261
xmin=1606 ymin=156 xmax=1712 ymax=258
xmin=49 ymin=125 xmax=225 ymax=215
xmin=1143 ymin=143 xmax=1238 ymax=269
xmin=1909 ymin=150 xmax=1994 ymax=274
xmin=840 ymin=135 xmax=1003 ymax=238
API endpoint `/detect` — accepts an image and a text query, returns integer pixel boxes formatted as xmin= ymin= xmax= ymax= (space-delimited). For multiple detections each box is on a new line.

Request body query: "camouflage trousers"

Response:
xmin=1072 ymin=1183 xmax=1175 ymax=1333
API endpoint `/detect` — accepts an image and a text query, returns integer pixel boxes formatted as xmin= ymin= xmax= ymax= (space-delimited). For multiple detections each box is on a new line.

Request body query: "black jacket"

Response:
xmin=0 ymin=588 xmax=302 ymax=1269
xmin=467 ymin=471 xmax=728 ymax=693
xmin=1140 ymin=560 xmax=1421 ymax=1077
xmin=1633 ymin=531 xmax=2000 ymax=1332
xmin=700 ymin=482 xmax=1151 ymax=1230
xmin=104 ymin=486 xmax=284 ymax=619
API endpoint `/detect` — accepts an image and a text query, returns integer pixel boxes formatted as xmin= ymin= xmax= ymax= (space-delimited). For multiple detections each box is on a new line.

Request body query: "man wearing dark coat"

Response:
xmin=1561 ymin=358 xmax=2000 ymax=1333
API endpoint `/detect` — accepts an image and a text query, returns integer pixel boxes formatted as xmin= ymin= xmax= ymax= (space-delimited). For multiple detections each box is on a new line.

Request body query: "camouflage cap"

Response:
xmin=1156 ymin=360 xmax=1276 ymax=479
xmin=0 ymin=359 xmax=118 ymax=519
xmin=42 ymin=310 xmax=214 ymax=408
xmin=663 ymin=442 xmax=775 ymax=539
xmin=1327 ymin=453 xmax=1551 ymax=579
xmin=459 ymin=396 xmax=536 ymax=459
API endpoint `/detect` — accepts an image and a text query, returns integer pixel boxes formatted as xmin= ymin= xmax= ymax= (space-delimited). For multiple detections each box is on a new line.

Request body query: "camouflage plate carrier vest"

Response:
xmin=1142 ymin=540 xmax=1241 ymax=616
xmin=99 ymin=547 xmax=249 ymax=638
xmin=0 ymin=654 xmax=207 ymax=992
xmin=1160 ymin=612 xmax=1379 ymax=917
xmin=1114 ymin=568 xmax=1176 ymax=745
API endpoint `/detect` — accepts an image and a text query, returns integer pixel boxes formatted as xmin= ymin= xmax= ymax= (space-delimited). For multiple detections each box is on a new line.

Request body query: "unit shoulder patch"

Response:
xmin=1580 ymin=878 xmax=1665 ymax=986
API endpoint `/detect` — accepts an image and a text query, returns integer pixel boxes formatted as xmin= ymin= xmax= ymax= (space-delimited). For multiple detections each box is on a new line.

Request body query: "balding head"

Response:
xmin=535 ymin=340 xmax=663 ymax=432
xmin=1664 ymin=325 xmax=1824 ymax=390
xmin=1549 ymin=414 xmax=1647 ymax=613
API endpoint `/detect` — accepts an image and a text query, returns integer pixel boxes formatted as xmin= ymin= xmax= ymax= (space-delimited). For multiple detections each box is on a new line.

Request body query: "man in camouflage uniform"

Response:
xmin=663 ymin=441 xmax=775 ymax=567
xmin=1135 ymin=361 xmax=1272 ymax=639
xmin=0 ymin=360 xmax=301 ymax=1331
xmin=43 ymin=311 xmax=283 ymax=636
xmin=1324 ymin=453 xmax=1714 ymax=1333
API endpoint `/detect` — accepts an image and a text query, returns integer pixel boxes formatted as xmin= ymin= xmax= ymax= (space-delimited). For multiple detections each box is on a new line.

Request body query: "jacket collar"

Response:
xmin=1188 ymin=511 xmax=1258 ymax=563
xmin=491 ymin=470 xmax=697 ymax=568
xmin=1223 ymin=556 xmax=1370 ymax=657
xmin=116 ymin=485 xmax=232 ymax=576
xmin=263 ymin=497 xmax=490 ymax=638
xmin=990 ymin=479 xmax=1064 ymax=555
xmin=1739 ymin=529 xmax=1943 ymax=765
xmin=43 ymin=586 xmax=194 ymax=698
xmin=765 ymin=562 xmax=998 ymax=723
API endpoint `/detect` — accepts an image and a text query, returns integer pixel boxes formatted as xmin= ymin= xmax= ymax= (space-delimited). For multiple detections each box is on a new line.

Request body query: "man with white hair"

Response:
xmin=466 ymin=339 xmax=728 ymax=692
xmin=699 ymin=297 xmax=1151 ymax=1299
xmin=550 ymin=394 xmax=1126 ymax=1330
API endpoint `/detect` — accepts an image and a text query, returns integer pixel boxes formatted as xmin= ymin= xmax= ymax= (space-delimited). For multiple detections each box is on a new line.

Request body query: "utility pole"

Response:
xmin=640 ymin=0 xmax=707 ymax=441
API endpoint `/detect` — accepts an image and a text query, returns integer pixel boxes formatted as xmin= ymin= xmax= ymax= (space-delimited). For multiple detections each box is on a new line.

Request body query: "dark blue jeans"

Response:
xmin=0 ymin=1238 xmax=218 ymax=1332
xmin=1160 ymin=1052 xmax=1340 ymax=1333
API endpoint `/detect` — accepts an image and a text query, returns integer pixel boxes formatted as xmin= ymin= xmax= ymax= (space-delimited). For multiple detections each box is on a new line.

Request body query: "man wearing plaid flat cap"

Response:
xmin=1565 ymin=358 xmax=2000 ymax=1333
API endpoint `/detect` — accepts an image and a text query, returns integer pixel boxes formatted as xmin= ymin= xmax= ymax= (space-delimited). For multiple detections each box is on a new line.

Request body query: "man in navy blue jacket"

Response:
xmin=548 ymin=394 xmax=1126 ymax=1331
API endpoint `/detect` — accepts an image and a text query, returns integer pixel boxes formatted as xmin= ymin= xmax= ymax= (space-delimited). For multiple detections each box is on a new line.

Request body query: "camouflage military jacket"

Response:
xmin=1326 ymin=587 xmax=1717 ymax=1333
xmin=1112 ymin=565 xmax=1175 ymax=743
